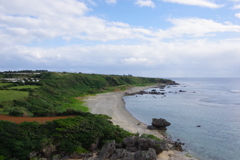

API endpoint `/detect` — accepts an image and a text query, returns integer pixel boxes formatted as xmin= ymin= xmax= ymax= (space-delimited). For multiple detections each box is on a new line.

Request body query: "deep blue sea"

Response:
xmin=123 ymin=78 xmax=240 ymax=160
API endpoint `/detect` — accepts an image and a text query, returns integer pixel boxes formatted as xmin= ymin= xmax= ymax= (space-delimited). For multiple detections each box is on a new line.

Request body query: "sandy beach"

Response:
xmin=84 ymin=84 xmax=199 ymax=160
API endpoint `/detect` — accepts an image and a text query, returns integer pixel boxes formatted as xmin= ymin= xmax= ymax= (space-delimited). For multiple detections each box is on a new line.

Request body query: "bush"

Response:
xmin=0 ymin=155 xmax=5 ymax=160
xmin=140 ymin=133 xmax=162 ymax=141
xmin=0 ymin=104 xmax=4 ymax=108
xmin=7 ymin=106 xmax=33 ymax=117
xmin=0 ymin=113 xmax=134 ymax=160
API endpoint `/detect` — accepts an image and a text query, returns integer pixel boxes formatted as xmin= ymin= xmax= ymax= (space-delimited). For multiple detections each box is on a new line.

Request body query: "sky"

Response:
xmin=0 ymin=0 xmax=240 ymax=77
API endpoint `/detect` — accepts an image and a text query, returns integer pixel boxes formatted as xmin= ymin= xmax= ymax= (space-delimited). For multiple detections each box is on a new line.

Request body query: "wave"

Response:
xmin=230 ymin=90 xmax=240 ymax=93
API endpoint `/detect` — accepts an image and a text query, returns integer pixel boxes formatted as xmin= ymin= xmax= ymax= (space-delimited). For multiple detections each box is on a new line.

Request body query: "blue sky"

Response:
xmin=1 ymin=0 xmax=240 ymax=77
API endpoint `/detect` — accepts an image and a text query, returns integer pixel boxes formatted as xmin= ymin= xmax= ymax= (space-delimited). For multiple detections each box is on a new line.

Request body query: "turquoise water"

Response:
xmin=123 ymin=78 xmax=240 ymax=160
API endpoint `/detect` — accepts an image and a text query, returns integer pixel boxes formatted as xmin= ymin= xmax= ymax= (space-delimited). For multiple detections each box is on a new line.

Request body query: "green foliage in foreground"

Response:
xmin=1 ymin=72 xmax=171 ymax=117
xmin=0 ymin=112 xmax=134 ymax=160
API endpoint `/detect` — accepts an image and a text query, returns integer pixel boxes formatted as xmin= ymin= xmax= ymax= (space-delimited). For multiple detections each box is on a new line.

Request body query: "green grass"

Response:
xmin=140 ymin=133 xmax=162 ymax=141
xmin=62 ymin=98 xmax=89 ymax=112
xmin=0 ymin=90 xmax=29 ymax=103
xmin=0 ymin=83 xmax=12 ymax=87
xmin=9 ymin=85 xmax=40 ymax=90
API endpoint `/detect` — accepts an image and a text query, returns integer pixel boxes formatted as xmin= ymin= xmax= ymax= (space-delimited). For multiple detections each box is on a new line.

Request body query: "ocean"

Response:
xmin=123 ymin=78 xmax=240 ymax=160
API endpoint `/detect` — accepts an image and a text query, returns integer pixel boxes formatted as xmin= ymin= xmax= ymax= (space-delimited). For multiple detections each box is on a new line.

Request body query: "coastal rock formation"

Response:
xmin=94 ymin=136 xmax=167 ymax=160
xmin=134 ymin=148 xmax=156 ymax=160
xmin=124 ymin=90 xmax=165 ymax=96
xmin=98 ymin=141 xmax=116 ymax=160
xmin=151 ymin=118 xmax=171 ymax=130
xmin=179 ymin=90 xmax=186 ymax=92
xmin=173 ymin=142 xmax=183 ymax=151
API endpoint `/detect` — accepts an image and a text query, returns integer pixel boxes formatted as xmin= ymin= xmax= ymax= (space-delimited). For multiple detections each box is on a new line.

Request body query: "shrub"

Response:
xmin=140 ymin=133 xmax=162 ymax=141
xmin=7 ymin=106 xmax=33 ymax=117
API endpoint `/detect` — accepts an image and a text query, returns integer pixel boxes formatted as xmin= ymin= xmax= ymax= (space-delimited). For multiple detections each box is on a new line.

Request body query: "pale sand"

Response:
xmin=84 ymin=85 xmax=199 ymax=160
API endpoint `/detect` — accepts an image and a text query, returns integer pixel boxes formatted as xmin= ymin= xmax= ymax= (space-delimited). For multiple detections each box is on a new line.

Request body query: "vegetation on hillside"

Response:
xmin=0 ymin=72 xmax=170 ymax=117
xmin=0 ymin=72 xmax=173 ymax=160
xmin=0 ymin=112 xmax=134 ymax=160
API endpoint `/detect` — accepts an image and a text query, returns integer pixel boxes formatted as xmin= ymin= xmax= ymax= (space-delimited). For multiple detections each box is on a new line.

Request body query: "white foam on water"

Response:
xmin=230 ymin=90 xmax=240 ymax=93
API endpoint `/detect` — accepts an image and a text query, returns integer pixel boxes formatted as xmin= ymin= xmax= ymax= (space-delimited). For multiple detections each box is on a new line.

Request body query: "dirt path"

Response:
xmin=0 ymin=115 xmax=75 ymax=124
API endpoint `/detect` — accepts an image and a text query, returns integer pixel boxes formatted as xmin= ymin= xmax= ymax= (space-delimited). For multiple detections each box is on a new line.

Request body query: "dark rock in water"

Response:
xmin=179 ymin=90 xmax=186 ymax=92
xmin=152 ymin=118 xmax=171 ymax=130
xmin=197 ymin=125 xmax=201 ymax=127
xmin=174 ymin=142 xmax=183 ymax=151
xmin=159 ymin=86 xmax=165 ymax=89
xmin=134 ymin=148 xmax=156 ymax=160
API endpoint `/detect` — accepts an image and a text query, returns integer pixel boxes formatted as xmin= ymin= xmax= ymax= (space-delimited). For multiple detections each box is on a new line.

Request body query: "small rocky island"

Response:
xmin=147 ymin=118 xmax=171 ymax=130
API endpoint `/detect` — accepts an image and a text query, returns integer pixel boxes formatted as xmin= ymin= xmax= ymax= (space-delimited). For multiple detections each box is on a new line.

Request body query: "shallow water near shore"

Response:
xmin=123 ymin=78 xmax=240 ymax=160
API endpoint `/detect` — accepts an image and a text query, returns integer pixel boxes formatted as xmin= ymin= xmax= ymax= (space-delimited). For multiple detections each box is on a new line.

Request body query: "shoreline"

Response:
xmin=84 ymin=84 xmax=199 ymax=160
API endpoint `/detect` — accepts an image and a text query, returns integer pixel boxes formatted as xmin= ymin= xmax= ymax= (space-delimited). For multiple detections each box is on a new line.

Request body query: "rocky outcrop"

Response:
xmin=173 ymin=142 xmax=183 ymax=151
xmin=98 ymin=141 xmax=116 ymax=160
xmin=124 ymin=90 xmax=165 ymax=96
xmin=93 ymin=136 xmax=167 ymax=160
xmin=29 ymin=136 xmax=168 ymax=160
xmin=179 ymin=90 xmax=186 ymax=92
xmin=151 ymin=118 xmax=171 ymax=130
xmin=134 ymin=148 xmax=156 ymax=160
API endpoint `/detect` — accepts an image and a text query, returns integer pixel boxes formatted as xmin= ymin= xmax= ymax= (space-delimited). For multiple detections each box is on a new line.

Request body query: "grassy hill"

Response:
xmin=0 ymin=72 xmax=173 ymax=117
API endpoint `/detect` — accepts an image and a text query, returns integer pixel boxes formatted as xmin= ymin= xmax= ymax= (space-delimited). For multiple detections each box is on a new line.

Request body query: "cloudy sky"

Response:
xmin=1 ymin=0 xmax=240 ymax=77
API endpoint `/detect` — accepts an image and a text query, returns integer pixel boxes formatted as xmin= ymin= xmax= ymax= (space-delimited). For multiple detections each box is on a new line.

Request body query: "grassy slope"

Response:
xmin=0 ymin=83 xmax=12 ymax=87
xmin=0 ymin=90 xmax=29 ymax=103
xmin=0 ymin=72 xmax=171 ymax=117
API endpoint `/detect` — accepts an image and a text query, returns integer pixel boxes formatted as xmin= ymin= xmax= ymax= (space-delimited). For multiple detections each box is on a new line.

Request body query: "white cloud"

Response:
xmin=228 ymin=0 xmax=240 ymax=2
xmin=1 ymin=39 xmax=240 ymax=77
xmin=0 ymin=0 xmax=89 ymax=17
xmin=2 ymin=1 xmax=239 ymax=45
xmin=135 ymin=0 xmax=156 ymax=8
xmin=155 ymin=18 xmax=240 ymax=39
xmin=0 ymin=0 xmax=156 ymax=44
xmin=122 ymin=58 xmax=153 ymax=65
xmin=232 ymin=4 xmax=240 ymax=9
xmin=235 ymin=13 xmax=240 ymax=18
xmin=105 ymin=0 xmax=117 ymax=4
xmin=162 ymin=0 xmax=223 ymax=8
